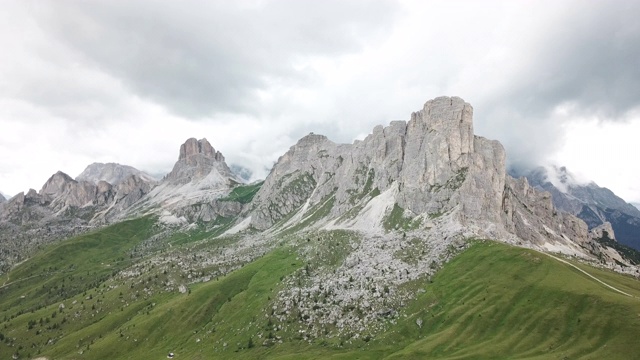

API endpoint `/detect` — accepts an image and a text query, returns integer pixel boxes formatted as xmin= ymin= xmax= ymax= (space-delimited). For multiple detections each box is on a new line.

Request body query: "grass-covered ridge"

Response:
xmin=374 ymin=241 xmax=640 ymax=359
xmin=1 ymin=223 xmax=639 ymax=359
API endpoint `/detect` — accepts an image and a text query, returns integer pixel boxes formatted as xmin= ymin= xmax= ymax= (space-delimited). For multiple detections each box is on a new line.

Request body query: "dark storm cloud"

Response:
xmin=34 ymin=0 xmax=398 ymax=118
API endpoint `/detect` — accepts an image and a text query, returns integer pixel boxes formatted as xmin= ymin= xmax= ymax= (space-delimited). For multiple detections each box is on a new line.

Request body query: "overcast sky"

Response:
xmin=1 ymin=0 xmax=639 ymax=204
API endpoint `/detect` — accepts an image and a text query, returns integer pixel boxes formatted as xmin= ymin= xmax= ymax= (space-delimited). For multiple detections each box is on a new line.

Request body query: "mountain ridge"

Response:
xmin=0 ymin=96 xmax=639 ymax=359
xmin=239 ymin=97 xmax=616 ymax=268
xmin=516 ymin=165 xmax=640 ymax=250
xmin=1 ymin=97 xmax=638 ymax=275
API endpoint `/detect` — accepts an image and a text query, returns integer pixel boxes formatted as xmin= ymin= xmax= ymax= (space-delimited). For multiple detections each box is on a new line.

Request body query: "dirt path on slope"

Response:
xmin=544 ymin=253 xmax=635 ymax=298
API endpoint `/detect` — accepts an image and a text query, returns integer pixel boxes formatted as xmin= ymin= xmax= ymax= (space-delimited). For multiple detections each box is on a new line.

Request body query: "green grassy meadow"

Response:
xmin=0 ymin=221 xmax=639 ymax=359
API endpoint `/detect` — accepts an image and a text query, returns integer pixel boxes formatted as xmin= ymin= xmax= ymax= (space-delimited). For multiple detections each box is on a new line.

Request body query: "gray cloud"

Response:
xmin=472 ymin=0 xmax=640 ymax=170
xmin=34 ymin=0 xmax=398 ymax=118
xmin=509 ymin=1 xmax=640 ymax=117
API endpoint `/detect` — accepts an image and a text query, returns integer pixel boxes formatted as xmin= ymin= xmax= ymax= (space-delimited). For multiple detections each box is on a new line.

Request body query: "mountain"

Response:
xmin=516 ymin=165 xmax=640 ymax=251
xmin=0 ymin=96 xmax=638 ymax=360
xmin=76 ymin=162 xmax=157 ymax=185
xmin=0 ymin=193 xmax=5 ymax=204
xmin=1 ymin=97 xmax=633 ymax=274
xmin=0 ymin=170 xmax=156 ymax=272
xmin=240 ymin=97 xmax=615 ymax=263
xmin=0 ymin=137 xmax=257 ymax=272
xmin=125 ymin=138 xmax=248 ymax=223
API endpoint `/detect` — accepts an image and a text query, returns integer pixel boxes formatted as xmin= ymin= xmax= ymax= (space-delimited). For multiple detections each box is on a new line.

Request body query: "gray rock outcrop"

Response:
xmin=589 ymin=222 xmax=616 ymax=241
xmin=248 ymin=97 xmax=510 ymax=232
xmin=40 ymin=171 xmax=111 ymax=212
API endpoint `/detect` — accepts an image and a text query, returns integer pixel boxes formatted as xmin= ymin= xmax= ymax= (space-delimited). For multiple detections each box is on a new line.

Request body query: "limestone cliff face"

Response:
xmin=0 ymin=169 xmax=155 ymax=227
xmin=501 ymin=176 xmax=588 ymax=247
xmin=246 ymin=96 xmax=610 ymax=259
xmin=249 ymin=97 xmax=505 ymax=230
xmin=34 ymin=170 xmax=155 ymax=217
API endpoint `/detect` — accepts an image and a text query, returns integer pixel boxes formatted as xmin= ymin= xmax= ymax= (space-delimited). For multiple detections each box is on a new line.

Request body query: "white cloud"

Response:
xmin=556 ymin=112 xmax=640 ymax=203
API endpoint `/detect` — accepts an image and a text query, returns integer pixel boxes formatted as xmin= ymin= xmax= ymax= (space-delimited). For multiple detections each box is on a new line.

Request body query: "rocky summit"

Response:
xmin=0 ymin=169 xmax=155 ymax=272
xmin=128 ymin=137 xmax=245 ymax=224
xmin=77 ymin=162 xmax=157 ymax=186
xmin=165 ymin=137 xmax=233 ymax=185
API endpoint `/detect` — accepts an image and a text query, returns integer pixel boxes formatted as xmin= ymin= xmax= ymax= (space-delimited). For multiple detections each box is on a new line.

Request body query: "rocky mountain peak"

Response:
xmin=134 ymin=137 xmax=244 ymax=223
xmin=0 ymin=193 xmax=5 ymax=204
xmin=178 ymin=138 xmax=225 ymax=163
xmin=76 ymin=162 xmax=156 ymax=186
xmin=297 ymin=133 xmax=329 ymax=145
xmin=40 ymin=171 xmax=76 ymax=198
xmin=247 ymin=95 xmax=498 ymax=231
xmin=165 ymin=138 xmax=235 ymax=186
xmin=420 ymin=96 xmax=473 ymax=142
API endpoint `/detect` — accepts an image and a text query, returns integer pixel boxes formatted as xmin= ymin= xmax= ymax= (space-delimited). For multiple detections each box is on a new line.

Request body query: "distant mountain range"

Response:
xmin=0 ymin=137 xmax=244 ymax=272
xmin=513 ymin=166 xmax=640 ymax=251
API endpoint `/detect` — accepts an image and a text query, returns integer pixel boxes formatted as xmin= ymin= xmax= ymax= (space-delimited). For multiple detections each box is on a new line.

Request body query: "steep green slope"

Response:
xmin=374 ymin=242 xmax=640 ymax=359
xmin=0 ymin=216 xmax=157 ymax=316
xmin=1 ymin=223 xmax=639 ymax=359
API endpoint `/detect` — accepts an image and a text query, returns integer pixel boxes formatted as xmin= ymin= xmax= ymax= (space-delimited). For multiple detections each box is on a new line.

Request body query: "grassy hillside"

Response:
xmin=373 ymin=242 xmax=640 ymax=359
xmin=1 ymin=222 xmax=639 ymax=359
